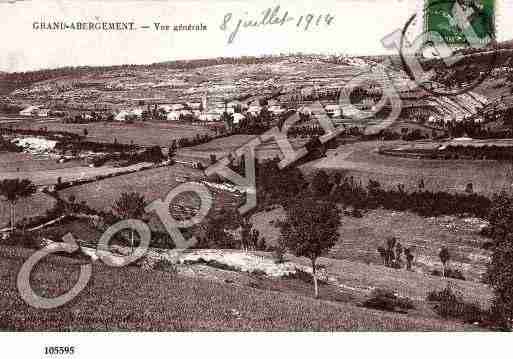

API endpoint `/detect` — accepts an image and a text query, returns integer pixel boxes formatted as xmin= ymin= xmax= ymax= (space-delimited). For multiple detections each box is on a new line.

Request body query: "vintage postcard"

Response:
xmin=1 ymin=0 xmax=513 ymax=355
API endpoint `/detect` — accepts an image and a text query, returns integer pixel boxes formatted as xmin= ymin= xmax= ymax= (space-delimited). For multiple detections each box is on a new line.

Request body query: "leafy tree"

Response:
xmin=0 ymin=179 xmax=36 ymax=230
xmin=486 ymin=192 xmax=513 ymax=329
xmin=439 ymin=247 xmax=451 ymax=277
xmin=279 ymin=197 xmax=341 ymax=298
xmin=240 ymin=217 xmax=252 ymax=251
xmin=203 ymin=209 xmax=242 ymax=249
xmin=210 ymin=154 xmax=217 ymax=165
xmin=385 ymin=237 xmax=397 ymax=267
xmin=112 ymin=192 xmax=147 ymax=250
xmin=139 ymin=146 xmax=165 ymax=163
xmin=310 ymin=170 xmax=331 ymax=197
xmin=395 ymin=242 xmax=403 ymax=265
xmin=405 ymin=247 xmax=414 ymax=271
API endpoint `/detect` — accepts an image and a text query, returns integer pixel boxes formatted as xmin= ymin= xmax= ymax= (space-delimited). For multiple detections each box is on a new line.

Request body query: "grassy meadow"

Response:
xmin=309 ymin=141 xmax=513 ymax=196
xmin=8 ymin=120 xmax=214 ymax=147
xmin=0 ymin=245 xmax=476 ymax=331
xmin=251 ymin=206 xmax=491 ymax=283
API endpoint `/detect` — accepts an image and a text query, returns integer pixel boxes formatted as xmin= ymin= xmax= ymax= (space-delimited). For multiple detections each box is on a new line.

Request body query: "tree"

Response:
xmin=310 ymin=170 xmax=331 ymax=197
xmin=395 ymin=242 xmax=403 ymax=265
xmin=112 ymin=192 xmax=147 ymax=250
xmin=168 ymin=146 xmax=176 ymax=159
xmin=279 ymin=197 xmax=341 ymax=298
xmin=0 ymin=179 xmax=36 ymax=230
xmin=485 ymin=192 xmax=513 ymax=328
xmin=385 ymin=237 xmax=397 ymax=267
xmin=240 ymin=217 xmax=252 ymax=251
xmin=405 ymin=247 xmax=414 ymax=271
xmin=210 ymin=153 xmax=217 ymax=165
xmin=439 ymin=247 xmax=451 ymax=277
xmin=203 ymin=208 xmax=242 ymax=249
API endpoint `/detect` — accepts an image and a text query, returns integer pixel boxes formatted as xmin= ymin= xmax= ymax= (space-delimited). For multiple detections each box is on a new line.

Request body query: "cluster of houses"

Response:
xmin=19 ymin=105 xmax=52 ymax=117
xmin=112 ymin=94 xmax=290 ymax=124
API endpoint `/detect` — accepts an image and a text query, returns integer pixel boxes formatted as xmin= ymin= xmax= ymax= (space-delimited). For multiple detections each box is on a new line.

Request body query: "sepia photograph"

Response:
xmin=0 ymin=0 xmax=513 ymax=356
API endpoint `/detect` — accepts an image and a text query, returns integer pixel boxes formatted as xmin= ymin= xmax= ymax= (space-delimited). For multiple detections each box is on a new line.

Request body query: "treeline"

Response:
xmin=0 ymin=126 xmax=82 ymax=142
xmin=56 ymin=139 xmax=138 ymax=155
xmin=437 ymin=145 xmax=513 ymax=161
xmin=312 ymin=174 xmax=491 ymax=218
xmin=173 ymin=133 xmax=218 ymax=149
xmin=0 ymin=136 xmax=22 ymax=152
xmin=382 ymin=144 xmax=513 ymax=161
xmin=248 ymin=158 xmax=492 ymax=219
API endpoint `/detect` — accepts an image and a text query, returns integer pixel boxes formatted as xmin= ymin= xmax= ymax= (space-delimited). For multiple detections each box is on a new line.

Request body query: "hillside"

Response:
xmin=0 ymin=245 xmax=478 ymax=331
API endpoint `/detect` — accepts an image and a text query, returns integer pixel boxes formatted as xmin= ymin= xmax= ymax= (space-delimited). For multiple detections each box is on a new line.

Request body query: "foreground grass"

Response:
xmin=0 ymin=245 xmax=472 ymax=331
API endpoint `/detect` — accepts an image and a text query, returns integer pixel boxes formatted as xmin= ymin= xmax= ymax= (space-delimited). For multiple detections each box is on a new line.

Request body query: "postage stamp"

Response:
xmin=424 ymin=0 xmax=496 ymax=45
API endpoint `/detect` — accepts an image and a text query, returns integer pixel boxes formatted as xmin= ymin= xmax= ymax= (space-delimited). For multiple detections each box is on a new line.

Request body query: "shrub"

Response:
xmin=273 ymin=245 xmax=286 ymax=264
xmin=431 ymin=268 xmax=466 ymax=281
xmin=363 ymin=288 xmax=415 ymax=312
xmin=182 ymin=258 xmax=239 ymax=272
xmin=284 ymin=268 xmax=328 ymax=285
xmin=427 ymin=286 xmax=484 ymax=324
xmin=153 ymin=258 xmax=178 ymax=275
xmin=2 ymin=230 xmax=40 ymax=249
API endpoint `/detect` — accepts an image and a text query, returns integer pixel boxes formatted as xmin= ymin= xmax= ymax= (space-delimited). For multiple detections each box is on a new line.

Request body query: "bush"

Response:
xmin=2 ymin=230 xmax=40 ymax=249
xmin=363 ymin=288 xmax=415 ymax=312
xmin=283 ymin=268 xmax=328 ymax=285
xmin=153 ymin=258 xmax=178 ymax=275
xmin=272 ymin=245 xmax=286 ymax=264
xmin=427 ymin=286 xmax=484 ymax=324
xmin=431 ymin=268 xmax=466 ymax=281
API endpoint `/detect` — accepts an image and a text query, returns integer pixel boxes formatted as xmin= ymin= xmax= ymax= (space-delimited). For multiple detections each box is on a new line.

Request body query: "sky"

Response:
xmin=0 ymin=0 xmax=511 ymax=72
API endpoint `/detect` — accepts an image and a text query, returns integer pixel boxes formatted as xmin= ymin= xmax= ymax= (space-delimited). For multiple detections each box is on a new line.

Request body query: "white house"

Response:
xmin=199 ymin=111 xmax=220 ymax=122
xmin=114 ymin=110 xmax=130 ymax=121
xmin=36 ymin=108 xmax=50 ymax=117
xmin=19 ymin=105 xmax=39 ymax=116
xmin=247 ymin=105 xmax=262 ymax=116
xmin=233 ymin=113 xmax=245 ymax=125
xmin=188 ymin=102 xmax=202 ymax=110
xmin=158 ymin=105 xmax=173 ymax=113
xmin=167 ymin=111 xmax=180 ymax=121
xmin=167 ymin=110 xmax=193 ymax=121
xmin=114 ymin=108 xmax=143 ymax=121
xmin=324 ymin=104 xmax=343 ymax=118
xmin=269 ymin=105 xmax=286 ymax=116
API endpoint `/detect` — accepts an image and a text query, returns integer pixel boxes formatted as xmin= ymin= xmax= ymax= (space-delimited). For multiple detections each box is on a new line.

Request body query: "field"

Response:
xmin=0 ymin=245 xmax=478 ymax=331
xmin=0 ymin=152 xmax=82 ymax=172
xmin=178 ymin=134 xmax=308 ymax=162
xmin=59 ymin=164 xmax=202 ymax=210
xmin=307 ymin=140 xmax=513 ymax=196
xmin=8 ymin=120 xmax=214 ymax=147
xmin=0 ymin=158 xmax=155 ymax=186
xmin=251 ymin=206 xmax=491 ymax=283
xmin=59 ymin=163 xmax=241 ymax=226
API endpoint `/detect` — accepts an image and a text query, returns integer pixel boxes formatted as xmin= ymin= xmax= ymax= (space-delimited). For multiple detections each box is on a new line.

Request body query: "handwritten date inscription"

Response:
xmin=221 ymin=5 xmax=335 ymax=44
